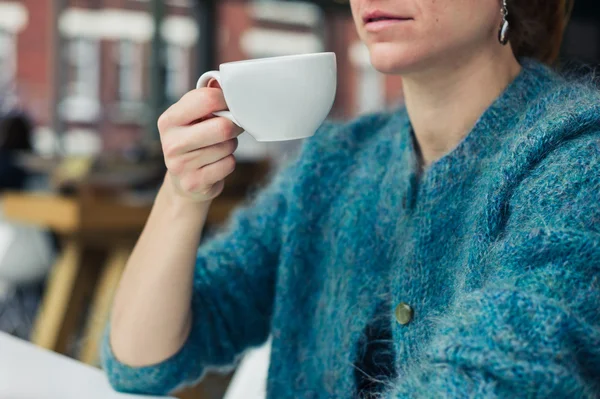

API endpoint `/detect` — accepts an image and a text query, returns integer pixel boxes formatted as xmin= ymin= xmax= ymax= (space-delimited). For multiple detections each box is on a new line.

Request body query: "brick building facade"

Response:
xmin=1 ymin=0 xmax=198 ymax=155
xmin=1 ymin=0 xmax=597 ymax=159
xmin=0 ymin=0 xmax=404 ymax=159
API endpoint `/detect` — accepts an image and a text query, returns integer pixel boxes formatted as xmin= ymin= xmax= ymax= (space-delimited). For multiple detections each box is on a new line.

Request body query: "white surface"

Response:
xmin=60 ymin=8 xmax=154 ymax=42
xmin=240 ymin=29 xmax=324 ymax=57
xmin=161 ymin=16 xmax=199 ymax=48
xmin=196 ymin=52 xmax=337 ymax=142
xmin=0 ymin=3 xmax=29 ymax=33
xmin=0 ymin=332 xmax=173 ymax=399
xmin=0 ymin=224 xmax=16 ymax=266
xmin=250 ymin=2 xmax=321 ymax=27
xmin=0 ymin=208 xmax=54 ymax=289
xmin=33 ymin=127 xmax=104 ymax=157
xmin=223 ymin=340 xmax=271 ymax=399
xmin=59 ymin=8 xmax=198 ymax=46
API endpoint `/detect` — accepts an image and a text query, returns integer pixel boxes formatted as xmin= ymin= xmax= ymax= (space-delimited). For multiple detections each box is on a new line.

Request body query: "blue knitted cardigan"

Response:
xmin=102 ymin=60 xmax=600 ymax=398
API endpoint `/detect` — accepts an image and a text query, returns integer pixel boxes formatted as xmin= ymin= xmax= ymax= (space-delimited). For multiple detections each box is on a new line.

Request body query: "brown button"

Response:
xmin=394 ymin=302 xmax=414 ymax=325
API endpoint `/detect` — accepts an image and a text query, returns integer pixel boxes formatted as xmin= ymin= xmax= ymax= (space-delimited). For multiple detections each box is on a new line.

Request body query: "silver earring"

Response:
xmin=498 ymin=0 xmax=510 ymax=45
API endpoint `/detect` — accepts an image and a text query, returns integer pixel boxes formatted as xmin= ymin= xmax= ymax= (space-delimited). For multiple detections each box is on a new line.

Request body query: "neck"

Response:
xmin=402 ymin=48 xmax=522 ymax=169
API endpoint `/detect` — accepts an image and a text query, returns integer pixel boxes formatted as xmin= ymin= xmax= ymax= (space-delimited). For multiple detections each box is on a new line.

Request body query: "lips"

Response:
xmin=367 ymin=16 xmax=398 ymax=23
xmin=363 ymin=10 xmax=411 ymax=24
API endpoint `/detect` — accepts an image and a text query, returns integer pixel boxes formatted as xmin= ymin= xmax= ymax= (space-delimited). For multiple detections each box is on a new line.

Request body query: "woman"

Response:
xmin=103 ymin=0 xmax=600 ymax=397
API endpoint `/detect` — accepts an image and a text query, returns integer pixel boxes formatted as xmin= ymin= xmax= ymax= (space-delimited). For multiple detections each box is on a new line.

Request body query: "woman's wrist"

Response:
xmin=158 ymin=173 xmax=213 ymax=219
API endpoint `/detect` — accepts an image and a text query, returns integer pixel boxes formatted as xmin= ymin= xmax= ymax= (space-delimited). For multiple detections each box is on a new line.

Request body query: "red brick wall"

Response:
xmin=219 ymin=2 xmax=252 ymax=65
xmin=14 ymin=0 xmax=54 ymax=126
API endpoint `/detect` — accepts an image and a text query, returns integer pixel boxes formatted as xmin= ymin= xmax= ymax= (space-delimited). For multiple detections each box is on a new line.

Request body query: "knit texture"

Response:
xmin=101 ymin=59 xmax=600 ymax=398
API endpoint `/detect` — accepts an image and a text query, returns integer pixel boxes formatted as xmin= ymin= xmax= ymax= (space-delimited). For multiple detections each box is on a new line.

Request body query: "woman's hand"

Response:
xmin=158 ymin=83 xmax=244 ymax=204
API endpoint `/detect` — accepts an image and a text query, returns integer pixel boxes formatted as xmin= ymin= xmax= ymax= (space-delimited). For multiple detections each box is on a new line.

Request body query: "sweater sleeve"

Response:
xmin=101 ymin=126 xmax=330 ymax=394
xmin=390 ymin=135 xmax=600 ymax=398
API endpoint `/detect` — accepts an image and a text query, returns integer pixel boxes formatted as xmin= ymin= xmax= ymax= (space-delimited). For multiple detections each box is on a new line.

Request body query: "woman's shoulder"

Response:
xmin=507 ymin=64 xmax=600 ymax=213
xmin=474 ymin=62 xmax=599 ymax=222
xmin=522 ymin=60 xmax=600 ymax=135
xmin=500 ymin=61 xmax=600 ymax=173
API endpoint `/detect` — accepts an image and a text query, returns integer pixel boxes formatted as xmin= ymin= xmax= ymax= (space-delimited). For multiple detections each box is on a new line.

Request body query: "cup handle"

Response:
xmin=196 ymin=71 xmax=241 ymax=127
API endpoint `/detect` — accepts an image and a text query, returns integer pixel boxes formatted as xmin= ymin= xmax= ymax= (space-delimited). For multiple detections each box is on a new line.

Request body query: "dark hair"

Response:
xmin=508 ymin=0 xmax=575 ymax=64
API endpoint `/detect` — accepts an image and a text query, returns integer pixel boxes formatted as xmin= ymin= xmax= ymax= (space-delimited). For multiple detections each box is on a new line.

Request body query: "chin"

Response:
xmin=367 ymin=41 xmax=444 ymax=75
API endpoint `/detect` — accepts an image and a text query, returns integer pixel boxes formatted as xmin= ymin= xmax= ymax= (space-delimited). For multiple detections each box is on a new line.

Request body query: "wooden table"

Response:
xmin=2 ymin=191 xmax=242 ymax=366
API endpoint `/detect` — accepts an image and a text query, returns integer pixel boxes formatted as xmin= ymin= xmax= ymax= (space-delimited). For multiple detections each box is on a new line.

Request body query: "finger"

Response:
xmin=178 ymin=155 xmax=236 ymax=193
xmin=158 ymin=88 xmax=227 ymax=130
xmin=197 ymin=154 xmax=237 ymax=185
xmin=168 ymin=139 xmax=238 ymax=175
xmin=193 ymin=138 xmax=239 ymax=168
xmin=162 ymin=117 xmax=243 ymax=156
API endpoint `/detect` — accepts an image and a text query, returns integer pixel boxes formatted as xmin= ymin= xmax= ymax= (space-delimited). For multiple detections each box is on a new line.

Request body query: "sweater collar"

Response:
xmin=391 ymin=59 xmax=558 ymax=193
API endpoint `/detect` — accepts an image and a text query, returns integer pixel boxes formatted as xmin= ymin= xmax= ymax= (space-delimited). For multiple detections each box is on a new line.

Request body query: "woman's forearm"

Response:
xmin=108 ymin=81 xmax=243 ymax=367
xmin=109 ymin=176 xmax=211 ymax=367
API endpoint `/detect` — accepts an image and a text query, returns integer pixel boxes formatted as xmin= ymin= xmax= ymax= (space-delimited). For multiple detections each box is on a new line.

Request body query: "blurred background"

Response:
xmin=0 ymin=0 xmax=598 ymax=398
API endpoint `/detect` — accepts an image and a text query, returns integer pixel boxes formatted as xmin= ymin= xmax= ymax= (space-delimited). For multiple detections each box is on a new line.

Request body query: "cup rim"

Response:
xmin=221 ymin=52 xmax=335 ymax=68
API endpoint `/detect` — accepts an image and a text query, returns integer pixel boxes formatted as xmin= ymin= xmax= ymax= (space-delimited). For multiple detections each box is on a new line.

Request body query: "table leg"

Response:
xmin=30 ymin=240 xmax=83 ymax=352
xmin=79 ymin=246 xmax=130 ymax=365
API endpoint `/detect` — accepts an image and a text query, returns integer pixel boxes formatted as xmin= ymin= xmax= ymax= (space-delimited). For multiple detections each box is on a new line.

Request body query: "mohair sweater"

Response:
xmin=102 ymin=60 xmax=600 ymax=398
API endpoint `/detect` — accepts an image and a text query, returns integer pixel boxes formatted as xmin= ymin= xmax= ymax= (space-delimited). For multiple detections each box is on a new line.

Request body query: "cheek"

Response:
xmin=450 ymin=1 xmax=499 ymax=40
xmin=420 ymin=0 xmax=500 ymax=58
xmin=427 ymin=2 xmax=492 ymax=42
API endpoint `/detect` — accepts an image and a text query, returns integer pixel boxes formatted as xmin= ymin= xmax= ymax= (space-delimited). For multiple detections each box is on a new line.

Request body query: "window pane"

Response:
xmin=68 ymin=38 xmax=99 ymax=99
xmin=0 ymin=29 xmax=15 ymax=89
xmin=165 ymin=44 xmax=189 ymax=100
xmin=118 ymin=40 xmax=141 ymax=102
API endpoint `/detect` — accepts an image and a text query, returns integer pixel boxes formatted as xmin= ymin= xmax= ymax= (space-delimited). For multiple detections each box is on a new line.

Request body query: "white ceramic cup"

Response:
xmin=196 ymin=52 xmax=337 ymax=142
